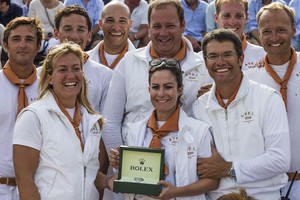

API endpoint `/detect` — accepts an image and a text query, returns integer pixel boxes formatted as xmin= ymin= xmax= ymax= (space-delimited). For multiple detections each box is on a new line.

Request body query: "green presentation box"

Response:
xmin=113 ymin=146 xmax=165 ymax=196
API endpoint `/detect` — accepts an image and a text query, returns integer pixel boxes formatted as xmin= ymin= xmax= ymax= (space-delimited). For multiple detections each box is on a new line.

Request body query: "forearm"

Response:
xmin=175 ymin=178 xmax=218 ymax=197
xmin=18 ymin=181 xmax=40 ymax=200
xmin=234 ymin=147 xmax=290 ymax=184
xmin=250 ymin=30 xmax=261 ymax=44
xmin=99 ymin=138 xmax=109 ymax=175
xmin=14 ymin=145 xmax=40 ymax=200
xmin=135 ymin=25 xmax=148 ymax=40
xmin=160 ymin=178 xmax=218 ymax=199
xmin=91 ymin=25 xmax=100 ymax=38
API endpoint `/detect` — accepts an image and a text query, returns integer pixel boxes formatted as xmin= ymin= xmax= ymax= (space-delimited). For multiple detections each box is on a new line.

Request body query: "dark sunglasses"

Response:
xmin=149 ymin=58 xmax=181 ymax=72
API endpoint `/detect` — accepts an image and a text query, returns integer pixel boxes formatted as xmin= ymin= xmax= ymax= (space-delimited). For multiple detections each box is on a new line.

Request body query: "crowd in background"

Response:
xmin=0 ymin=0 xmax=300 ymax=199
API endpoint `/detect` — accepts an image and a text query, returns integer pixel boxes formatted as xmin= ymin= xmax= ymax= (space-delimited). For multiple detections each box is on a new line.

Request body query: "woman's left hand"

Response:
xmin=158 ymin=180 xmax=176 ymax=199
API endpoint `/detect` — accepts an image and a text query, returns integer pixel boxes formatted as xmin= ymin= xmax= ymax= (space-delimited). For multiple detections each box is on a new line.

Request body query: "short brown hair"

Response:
xmin=215 ymin=0 xmax=248 ymax=16
xmin=55 ymin=5 xmax=92 ymax=31
xmin=148 ymin=0 xmax=184 ymax=25
xmin=3 ymin=17 xmax=43 ymax=46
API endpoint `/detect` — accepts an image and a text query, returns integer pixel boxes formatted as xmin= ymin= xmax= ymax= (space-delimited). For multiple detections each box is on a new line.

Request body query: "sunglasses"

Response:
xmin=149 ymin=58 xmax=181 ymax=72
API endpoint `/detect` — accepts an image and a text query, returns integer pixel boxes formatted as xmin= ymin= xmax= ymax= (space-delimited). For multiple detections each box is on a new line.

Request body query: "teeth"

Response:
xmin=159 ymin=38 xmax=169 ymax=42
xmin=226 ymin=28 xmax=238 ymax=31
xmin=157 ymin=100 xmax=168 ymax=103
xmin=271 ymin=43 xmax=280 ymax=47
xmin=111 ymin=32 xmax=122 ymax=36
xmin=216 ymin=68 xmax=229 ymax=72
xmin=64 ymin=82 xmax=76 ymax=86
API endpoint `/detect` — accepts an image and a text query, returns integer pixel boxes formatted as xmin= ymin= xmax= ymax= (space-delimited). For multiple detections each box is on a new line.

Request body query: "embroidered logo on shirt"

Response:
xmin=295 ymin=71 xmax=300 ymax=80
xmin=241 ymin=111 xmax=255 ymax=123
xmin=91 ymin=125 xmax=100 ymax=135
xmin=87 ymin=79 xmax=92 ymax=86
xmin=168 ymin=136 xmax=178 ymax=146
xmin=184 ymin=71 xmax=200 ymax=81
xmin=244 ymin=61 xmax=256 ymax=69
xmin=187 ymin=146 xmax=197 ymax=159
xmin=30 ymin=96 xmax=38 ymax=102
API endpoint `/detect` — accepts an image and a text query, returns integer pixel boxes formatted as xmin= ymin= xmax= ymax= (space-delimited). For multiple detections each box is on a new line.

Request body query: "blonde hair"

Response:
xmin=39 ymin=42 xmax=95 ymax=114
xmin=217 ymin=188 xmax=257 ymax=200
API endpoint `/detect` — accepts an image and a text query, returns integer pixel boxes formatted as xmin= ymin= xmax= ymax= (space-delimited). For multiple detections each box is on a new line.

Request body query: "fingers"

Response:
xmin=197 ymin=84 xmax=213 ymax=98
xmin=158 ymin=180 xmax=168 ymax=187
xmin=211 ymin=145 xmax=218 ymax=154
xmin=107 ymin=174 xmax=118 ymax=191
xmin=109 ymin=149 xmax=120 ymax=169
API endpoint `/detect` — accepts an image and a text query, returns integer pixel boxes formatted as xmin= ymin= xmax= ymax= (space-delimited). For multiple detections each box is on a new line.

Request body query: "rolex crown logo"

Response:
xmin=139 ymin=158 xmax=145 ymax=165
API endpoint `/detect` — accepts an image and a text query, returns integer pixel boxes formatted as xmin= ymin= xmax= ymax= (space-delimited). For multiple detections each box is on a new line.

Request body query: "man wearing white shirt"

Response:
xmin=194 ymin=29 xmax=290 ymax=199
xmin=88 ymin=1 xmax=136 ymax=69
xmin=245 ymin=3 xmax=300 ymax=199
xmin=102 ymin=0 xmax=212 ymax=155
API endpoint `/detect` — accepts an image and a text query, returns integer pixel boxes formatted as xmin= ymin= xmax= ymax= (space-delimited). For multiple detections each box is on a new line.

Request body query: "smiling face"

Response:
xmin=54 ymin=14 xmax=92 ymax=50
xmin=100 ymin=3 xmax=131 ymax=52
xmin=258 ymin=9 xmax=296 ymax=61
xmin=215 ymin=2 xmax=247 ymax=38
xmin=205 ymin=40 xmax=243 ymax=87
xmin=149 ymin=69 xmax=182 ymax=121
xmin=148 ymin=4 xmax=185 ymax=58
xmin=3 ymin=25 xmax=40 ymax=67
xmin=48 ymin=52 xmax=83 ymax=108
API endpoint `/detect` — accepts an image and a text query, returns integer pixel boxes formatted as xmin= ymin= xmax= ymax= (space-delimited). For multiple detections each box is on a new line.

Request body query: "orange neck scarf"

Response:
xmin=2 ymin=62 xmax=37 ymax=115
xmin=147 ymin=107 xmax=180 ymax=175
xmin=99 ymin=41 xmax=128 ymax=69
xmin=264 ymin=48 xmax=297 ymax=110
xmin=150 ymin=39 xmax=187 ymax=61
xmin=83 ymin=52 xmax=89 ymax=64
xmin=52 ymin=91 xmax=84 ymax=152
xmin=216 ymin=74 xmax=243 ymax=109
xmin=241 ymin=34 xmax=248 ymax=51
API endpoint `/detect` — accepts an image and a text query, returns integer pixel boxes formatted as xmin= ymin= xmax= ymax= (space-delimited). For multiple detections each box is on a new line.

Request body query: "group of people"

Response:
xmin=0 ymin=0 xmax=299 ymax=200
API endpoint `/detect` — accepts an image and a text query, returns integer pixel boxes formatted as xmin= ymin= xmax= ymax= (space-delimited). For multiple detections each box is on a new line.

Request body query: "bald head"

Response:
xmin=101 ymin=1 xmax=131 ymax=19
xmin=99 ymin=0 xmax=132 ymax=54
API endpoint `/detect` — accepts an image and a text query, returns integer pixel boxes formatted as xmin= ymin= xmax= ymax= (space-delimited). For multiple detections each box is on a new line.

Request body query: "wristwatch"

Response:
xmin=228 ymin=163 xmax=236 ymax=178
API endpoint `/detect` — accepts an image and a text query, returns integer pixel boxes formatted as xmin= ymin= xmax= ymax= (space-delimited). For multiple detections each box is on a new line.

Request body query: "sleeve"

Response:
xmin=13 ymin=110 xmax=43 ymax=151
xmin=205 ymin=2 xmax=218 ymax=32
xmin=27 ymin=1 xmax=36 ymax=18
xmin=99 ymin=68 xmax=113 ymax=114
xmin=16 ymin=5 xmax=23 ymax=17
xmin=64 ymin=0 xmax=74 ymax=6
xmin=92 ymin=0 xmax=103 ymax=28
xmin=234 ymin=92 xmax=290 ymax=184
xmin=289 ymin=0 xmax=300 ymax=40
xmin=140 ymin=2 xmax=149 ymax=25
xmin=247 ymin=0 xmax=258 ymax=32
xmin=197 ymin=125 xmax=213 ymax=159
xmin=101 ymin=60 xmax=127 ymax=153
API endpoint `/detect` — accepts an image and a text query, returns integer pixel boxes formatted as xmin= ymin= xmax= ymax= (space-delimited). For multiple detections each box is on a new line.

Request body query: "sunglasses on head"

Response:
xmin=149 ymin=58 xmax=181 ymax=72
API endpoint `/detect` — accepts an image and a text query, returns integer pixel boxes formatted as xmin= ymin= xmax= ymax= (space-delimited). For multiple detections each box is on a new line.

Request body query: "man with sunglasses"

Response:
xmin=102 ymin=0 xmax=212 ymax=154
xmin=245 ymin=3 xmax=300 ymax=199
xmin=193 ymin=29 xmax=290 ymax=199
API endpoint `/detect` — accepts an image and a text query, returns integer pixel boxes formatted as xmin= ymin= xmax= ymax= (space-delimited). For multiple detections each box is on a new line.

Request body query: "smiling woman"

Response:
xmin=13 ymin=42 xmax=107 ymax=200
xmin=107 ymin=58 xmax=219 ymax=200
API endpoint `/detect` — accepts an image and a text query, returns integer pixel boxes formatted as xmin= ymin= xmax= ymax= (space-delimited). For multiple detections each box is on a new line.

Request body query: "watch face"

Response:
xmin=229 ymin=165 xmax=236 ymax=177
xmin=230 ymin=169 xmax=235 ymax=177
